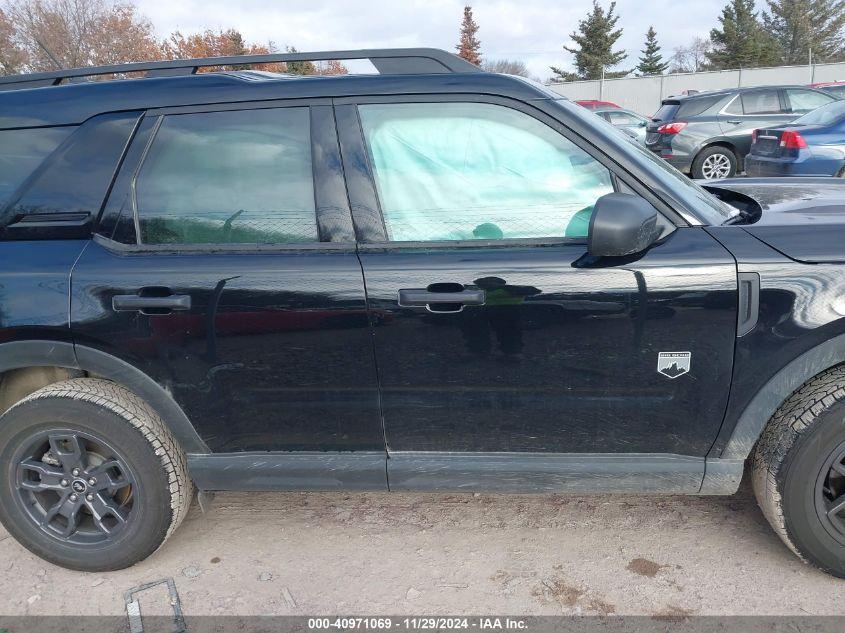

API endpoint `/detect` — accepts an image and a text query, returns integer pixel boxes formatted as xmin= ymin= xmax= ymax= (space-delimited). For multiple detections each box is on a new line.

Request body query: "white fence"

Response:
xmin=546 ymin=62 xmax=845 ymax=116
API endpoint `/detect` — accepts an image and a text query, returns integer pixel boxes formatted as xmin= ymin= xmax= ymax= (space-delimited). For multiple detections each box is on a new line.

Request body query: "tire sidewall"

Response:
xmin=0 ymin=396 xmax=174 ymax=571
xmin=781 ymin=400 xmax=845 ymax=577
xmin=692 ymin=146 xmax=737 ymax=179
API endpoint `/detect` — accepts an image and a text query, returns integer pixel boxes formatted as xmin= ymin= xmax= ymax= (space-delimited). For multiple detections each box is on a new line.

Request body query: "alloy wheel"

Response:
xmin=12 ymin=430 xmax=136 ymax=545
xmin=700 ymin=152 xmax=733 ymax=179
xmin=815 ymin=439 xmax=845 ymax=546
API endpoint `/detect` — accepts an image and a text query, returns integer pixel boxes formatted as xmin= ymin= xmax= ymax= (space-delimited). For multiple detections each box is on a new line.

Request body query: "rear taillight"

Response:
xmin=751 ymin=129 xmax=758 ymax=143
xmin=657 ymin=121 xmax=687 ymax=134
xmin=780 ymin=130 xmax=807 ymax=149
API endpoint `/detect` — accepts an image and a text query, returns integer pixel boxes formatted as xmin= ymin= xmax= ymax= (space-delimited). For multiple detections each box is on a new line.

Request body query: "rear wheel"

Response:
xmin=691 ymin=146 xmax=737 ymax=179
xmin=753 ymin=366 xmax=845 ymax=577
xmin=0 ymin=378 xmax=192 ymax=571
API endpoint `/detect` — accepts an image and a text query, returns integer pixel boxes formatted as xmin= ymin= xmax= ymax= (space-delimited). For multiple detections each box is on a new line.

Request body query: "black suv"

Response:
xmin=3 ymin=49 xmax=845 ymax=577
xmin=646 ymin=85 xmax=837 ymax=179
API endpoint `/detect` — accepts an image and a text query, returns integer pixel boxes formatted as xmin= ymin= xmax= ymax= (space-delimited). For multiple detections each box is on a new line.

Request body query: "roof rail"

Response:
xmin=0 ymin=48 xmax=483 ymax=91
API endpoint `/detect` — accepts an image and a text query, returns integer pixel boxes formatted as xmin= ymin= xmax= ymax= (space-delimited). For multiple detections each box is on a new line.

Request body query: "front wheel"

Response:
xmin=753 ymin=366 xmax=845 ymax=577
xmin=0 ymin=378 xmax=192 ymax=571
xmin=691 ymin=146 xmax=737 ymax=179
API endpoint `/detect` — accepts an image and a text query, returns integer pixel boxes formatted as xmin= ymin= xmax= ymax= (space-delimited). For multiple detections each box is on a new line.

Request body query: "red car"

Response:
xmin=575 ymin=99 xmax=621 ymax=110
xmin=809 ymin=81 xmax=845 ymax=99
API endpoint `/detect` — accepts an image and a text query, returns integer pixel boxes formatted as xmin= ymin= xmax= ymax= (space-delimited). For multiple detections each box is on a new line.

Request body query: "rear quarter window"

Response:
xmin=0 ymin=127 xmax=74 ymax=208
xmin=677 ymin=95 xmax=723 ymax=118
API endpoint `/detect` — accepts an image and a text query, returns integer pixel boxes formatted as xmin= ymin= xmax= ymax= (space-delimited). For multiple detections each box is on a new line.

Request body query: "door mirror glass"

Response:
xmin=588 ymin=192 xmax=661 ymax=257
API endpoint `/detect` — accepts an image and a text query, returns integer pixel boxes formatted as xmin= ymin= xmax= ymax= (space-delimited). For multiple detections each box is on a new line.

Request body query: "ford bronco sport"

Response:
xmin=2 ymin=49 xmax=845 ymax=577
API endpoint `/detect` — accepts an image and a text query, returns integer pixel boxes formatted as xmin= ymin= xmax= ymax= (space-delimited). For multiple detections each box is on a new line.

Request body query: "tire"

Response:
xmin=0 ymin=378 xmax=192 ymax=571
xmin=691 ymin=146 xmax=738 ymax=180
xmin=752 ymin=365 xmax=845 ymax=577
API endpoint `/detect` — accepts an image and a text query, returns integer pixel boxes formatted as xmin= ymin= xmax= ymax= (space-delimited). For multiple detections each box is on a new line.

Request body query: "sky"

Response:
xmin=132 ymin=0 xmax=726 ymax=81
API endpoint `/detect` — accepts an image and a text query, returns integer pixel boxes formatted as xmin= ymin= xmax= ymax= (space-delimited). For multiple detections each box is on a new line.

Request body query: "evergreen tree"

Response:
xmin=456 ymin=6 xmax=481 ymax=65
xmin=763 ymin=0 xmax=845 ymax=63
xmin=285 ymin=45 xmax=317 ymax=75
xmin=707 ymin=0 xmax=781 ymax=68
xmin=636 ymin=26 xmax=669 ymax=75
xmin=551 ymin=1 xmax=627 ymax=80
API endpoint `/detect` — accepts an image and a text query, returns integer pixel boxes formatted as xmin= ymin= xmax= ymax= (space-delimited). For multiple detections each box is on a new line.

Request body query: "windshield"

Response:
xmin=795 ymin=99 xmax=845 ymax=126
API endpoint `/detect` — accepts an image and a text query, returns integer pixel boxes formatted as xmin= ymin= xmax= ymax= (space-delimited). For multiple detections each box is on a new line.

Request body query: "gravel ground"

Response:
xmin=1 ymin=479 xmax=843 ymax=618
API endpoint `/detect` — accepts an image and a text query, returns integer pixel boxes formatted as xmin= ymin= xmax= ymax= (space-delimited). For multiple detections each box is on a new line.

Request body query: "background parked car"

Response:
xmin=746 ymin=99 xmax=845 ymax=177
xmin=810 ymin=81 xmax=845 ymax=99
xmin=575 ymin=99 xmax=620 ymax=110
xmin=594 ymin=107 xmax=650 ymax=143
xmin=646 ymin=85 xmax=838 ymax=179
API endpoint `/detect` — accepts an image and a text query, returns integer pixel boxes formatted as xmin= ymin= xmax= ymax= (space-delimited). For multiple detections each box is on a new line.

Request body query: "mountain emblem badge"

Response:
xmin=657 ymin=351 xmax=691 ymax=379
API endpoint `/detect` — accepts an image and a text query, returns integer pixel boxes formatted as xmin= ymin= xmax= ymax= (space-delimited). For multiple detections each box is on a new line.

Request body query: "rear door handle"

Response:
xmin=726 ymin=120 xmax=742 ymax=124
xmin=398 ymin=287 xmax=485 ymax=311
xmin=112 ymin=292 xmax=192 ymax=313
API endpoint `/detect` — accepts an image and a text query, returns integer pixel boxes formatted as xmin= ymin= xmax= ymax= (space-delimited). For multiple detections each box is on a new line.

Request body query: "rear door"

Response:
xmin=70 ymin=102 xmax=386 ymax=487
xmin=337 ymin=96 xmax=738 ymax=491
xmin=719 ymin=89 xmax=793 ymax=157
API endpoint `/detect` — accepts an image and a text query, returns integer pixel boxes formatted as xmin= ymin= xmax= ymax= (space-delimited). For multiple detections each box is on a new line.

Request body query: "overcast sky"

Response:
xmin=132 ymin=0 xmax=725 ymax=80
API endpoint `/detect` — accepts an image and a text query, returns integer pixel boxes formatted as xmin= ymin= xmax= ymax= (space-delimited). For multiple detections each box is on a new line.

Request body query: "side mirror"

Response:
xmin=588 ymin=192 xmax=661 ymax=257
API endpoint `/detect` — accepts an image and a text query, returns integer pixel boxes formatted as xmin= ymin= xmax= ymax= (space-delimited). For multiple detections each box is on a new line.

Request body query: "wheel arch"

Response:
xmin=0 ymin=340 xmax=209 ymax=455
xmin=719 ymin=332 xmax=845 ymax=462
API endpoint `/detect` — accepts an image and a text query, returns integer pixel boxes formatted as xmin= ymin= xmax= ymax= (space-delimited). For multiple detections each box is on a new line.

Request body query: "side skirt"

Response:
xmin=388 ymin=452 xmax=706 ymax=494
xmin=185 ymin=452 xmax=741 ymax=495
xmin=188 ymin=452 xmax=388 ymax=491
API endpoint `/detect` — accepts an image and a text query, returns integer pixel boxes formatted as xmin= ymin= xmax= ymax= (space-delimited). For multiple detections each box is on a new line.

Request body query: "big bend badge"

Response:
xmin=657 ymin=351 xmax=691 ymax=379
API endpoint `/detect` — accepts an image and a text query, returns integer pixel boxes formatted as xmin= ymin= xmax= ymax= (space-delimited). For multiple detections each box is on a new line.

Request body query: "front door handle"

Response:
xmin=398 ymin=287 xmax=485 ymax=312
xmin=112 ymin=292 xmax=192 ymax=313
xmin=726 ymin=120 xmax=742 ymax=124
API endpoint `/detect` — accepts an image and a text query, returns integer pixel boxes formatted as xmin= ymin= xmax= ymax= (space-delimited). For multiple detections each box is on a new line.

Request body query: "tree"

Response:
xmin=636 ymin=26 xmax=669 ymax=75
xmin=5 ymin=0 xmax=160 ymax=71
xmin=162 ymin=29 xmax=285 ymax=71
xmin=552 ymin=0 xmax=627 ymax=80
xmin=456 ymin=5 xmax=481 ymax=65
xmin=0 ymin=8 xmax=26 ymax=74
xmin=707 ymin=0 xmax=781 ymax=69
xmin=481 ymin=58 xmax=531 ymax=76
xmin=763 ymin=0 xmax=845 ymax=64
xmin=669 ymin=37 xmax=714 ymax=72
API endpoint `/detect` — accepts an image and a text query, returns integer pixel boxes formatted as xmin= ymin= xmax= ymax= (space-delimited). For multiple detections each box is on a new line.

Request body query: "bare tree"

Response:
xmin=0 ymin=8 xmax=26 ymax=74
xmin=669 ymin=36 xmax=714 ymax=73
xmin=5 ymin=0 xmax=160 ymax=71
xmin=481 ymin=58 xmax=530 ymax=76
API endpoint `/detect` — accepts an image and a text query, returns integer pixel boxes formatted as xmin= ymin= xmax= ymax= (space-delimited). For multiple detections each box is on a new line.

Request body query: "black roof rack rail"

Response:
xmin=0 ymin=47 xmax=483 ymax=91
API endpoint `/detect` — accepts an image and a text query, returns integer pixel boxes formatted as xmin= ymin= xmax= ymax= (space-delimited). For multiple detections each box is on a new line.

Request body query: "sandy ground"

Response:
xmin=1 ymin=479 xmax=844 ymax=618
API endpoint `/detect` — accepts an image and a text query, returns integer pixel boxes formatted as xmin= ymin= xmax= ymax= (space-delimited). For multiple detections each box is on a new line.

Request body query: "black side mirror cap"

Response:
xmin=587 ymin=192 xmax=661 ymax=257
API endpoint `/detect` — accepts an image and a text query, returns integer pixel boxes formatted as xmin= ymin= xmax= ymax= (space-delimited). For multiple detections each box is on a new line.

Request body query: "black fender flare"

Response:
xmin=720 ymin=332 xmax=845 ymax=461
xmin=0 ymin=340 xmax=209 ymax=454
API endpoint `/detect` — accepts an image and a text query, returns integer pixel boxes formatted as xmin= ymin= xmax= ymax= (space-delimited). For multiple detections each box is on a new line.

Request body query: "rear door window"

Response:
xmin=740 ymin=90 xmax=782 ymax=115
xmin=134 ymin=107 xmax=318 ymax=245
xmin=0 ymin=127 xmax=74 ymax=208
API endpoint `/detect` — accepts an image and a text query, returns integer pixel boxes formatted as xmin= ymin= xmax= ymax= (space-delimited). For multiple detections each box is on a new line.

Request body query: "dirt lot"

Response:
xmin=1 ymin=480 xmax=844 ymax=618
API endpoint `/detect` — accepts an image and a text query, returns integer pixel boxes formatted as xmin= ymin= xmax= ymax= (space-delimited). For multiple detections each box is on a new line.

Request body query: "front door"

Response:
xmin=71 ymin=103 xmax=385 ymax=486
xmin=338 ymin=98 xmax=738 ymax=490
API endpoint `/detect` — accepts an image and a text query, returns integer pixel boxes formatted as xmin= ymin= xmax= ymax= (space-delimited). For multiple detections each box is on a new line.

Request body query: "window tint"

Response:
xmin=358 ymin=102 xmax=615 ymax=242
xmin=786 ymin=88 xmax=835 ymax=114
xmin=0 ymin=127 xmax=74 ymax=208
xmin=653 ymin=103 xmax=679 ymax=121
xmin=740 ymin=91 xmax=782 ymax=115
xmin=677 ymin=95 xmax=722 ymax=117
xmin=135 ymin=108 xmax=317 ymax=245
